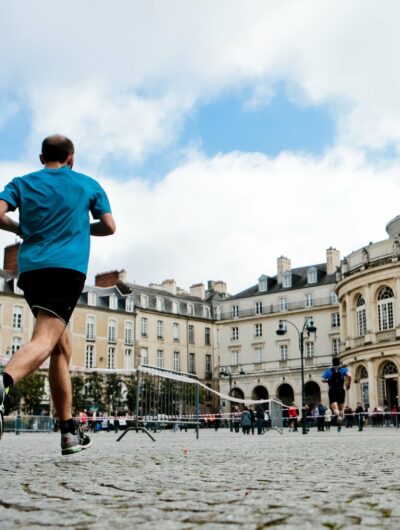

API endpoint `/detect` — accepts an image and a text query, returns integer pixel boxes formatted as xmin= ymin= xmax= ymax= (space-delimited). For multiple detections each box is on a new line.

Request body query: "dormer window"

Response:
xmin=187 ymin=303 xmax=194 ymax=316
xmin=109 ymin=294 xmax=118 ymax=310
xmin=258 ymin=275 xmax=268 ymax=292
xmin=283 ymin=271 xmax=292 ymax=288
xmin=156 ymin=297 xmax=164 ymax=311
xmin=140 ymin=294 xmax=148 ymax=309
xmin=307 ymin=267 xmax=317 ymax=284
xmin=203 ymin=306 xmax=210 ymax=318
xmin=88 ymin=291 xmax=97 ymax=306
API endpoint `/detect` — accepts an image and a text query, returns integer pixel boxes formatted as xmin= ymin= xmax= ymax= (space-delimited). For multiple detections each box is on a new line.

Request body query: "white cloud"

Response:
xmin=1 ymin=1 xmax=400 ymax=162
xmin=84 ymin=146 xmax=400 ymax=293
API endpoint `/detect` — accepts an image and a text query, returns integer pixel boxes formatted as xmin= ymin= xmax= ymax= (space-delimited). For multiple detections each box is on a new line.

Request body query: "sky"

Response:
xmin=0 ymin=1 xmax=400 ymax=294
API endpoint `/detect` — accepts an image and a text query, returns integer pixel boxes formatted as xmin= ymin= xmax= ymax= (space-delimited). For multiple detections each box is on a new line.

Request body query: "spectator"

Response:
xmin=241 ymin=406 xmax=252 ymax=435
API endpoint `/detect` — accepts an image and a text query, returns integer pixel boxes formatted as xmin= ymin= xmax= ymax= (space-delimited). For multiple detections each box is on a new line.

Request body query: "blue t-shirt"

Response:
xmin=0 ymin=166 xmax=111 ymax=275
xmin=322 ymin=367 xmax=348 ymax=382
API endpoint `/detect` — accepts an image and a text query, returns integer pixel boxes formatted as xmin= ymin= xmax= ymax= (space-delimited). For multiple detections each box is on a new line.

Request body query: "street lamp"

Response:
xmin=219 ymin=366 xmax=233 ymax=431
xmin=276 ymin=317 xmax=317 ymax=435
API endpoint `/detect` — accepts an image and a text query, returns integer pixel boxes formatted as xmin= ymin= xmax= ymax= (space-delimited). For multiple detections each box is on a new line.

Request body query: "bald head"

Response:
xmin=41 ymin=134 xmax=75 ymax=163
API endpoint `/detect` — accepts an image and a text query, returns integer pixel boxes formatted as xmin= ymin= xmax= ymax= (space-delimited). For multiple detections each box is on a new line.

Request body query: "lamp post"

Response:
xmin=276 ymin=317 xmax=317 ymax=435
xmin=219 ymin=366 xmax=233 ymax=431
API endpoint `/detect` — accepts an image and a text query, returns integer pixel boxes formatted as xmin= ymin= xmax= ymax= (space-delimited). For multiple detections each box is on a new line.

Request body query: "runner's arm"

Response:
xmin=90 ymin=213 xmax=116 ymax=236
xmin=0 ymin=199 xmax=20 ymax=236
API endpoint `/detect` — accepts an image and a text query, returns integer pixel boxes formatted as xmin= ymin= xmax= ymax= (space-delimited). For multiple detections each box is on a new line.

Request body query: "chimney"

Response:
xmin=213 ymin=281 xmax=227 ymax=295
xmin=4 ymin=243 xmax=20 ymax=275
xmin=277 ymin=256 xmax=291 ymax=284
xmin=95 ymin=269 xmax=126 ymax=288
xmin=326 ymin=247 xmax=341 ymax=275
xmin=161 ymin=279 xmax=177 ymax=295
xmin=190 ymin=283 xmax=205 ymax=299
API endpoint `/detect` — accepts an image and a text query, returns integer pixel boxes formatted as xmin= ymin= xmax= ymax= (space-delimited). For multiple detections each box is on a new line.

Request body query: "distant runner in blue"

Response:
xmin=0 ymin=134 xmax=116 ymax=454
xmin=322 ymin=357 xmax=351 ymax=432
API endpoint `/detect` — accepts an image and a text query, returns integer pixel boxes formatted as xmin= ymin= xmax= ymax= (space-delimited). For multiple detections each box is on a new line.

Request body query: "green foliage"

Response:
xmin=8 ymin=373 xmax=45 ymax=414
xmin=105 ymin=373 xmax=124 ymax=414
xmin=71 ymin=373 xmax=86 ymax=413
xmin=85 ymin=371 xmax=105 ymax=412
xmin=124 ymin=373 xmax=137 ymax=414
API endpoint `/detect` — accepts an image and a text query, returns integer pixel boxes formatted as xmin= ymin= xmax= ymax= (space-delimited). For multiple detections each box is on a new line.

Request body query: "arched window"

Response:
xmin=377 ymin=287 xmax=394 ymax=331
xmin=382 ymin=361 xmax=398 ymax=376
xmin=356 ymin=295 xmax=367 ymax=336
xmin=359 ymin=366 xmax=368 ymax=380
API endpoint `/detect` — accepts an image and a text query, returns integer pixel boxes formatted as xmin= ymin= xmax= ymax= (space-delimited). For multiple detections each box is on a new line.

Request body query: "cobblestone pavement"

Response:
xmin=1 ymin=428 xmax=400 ymax=529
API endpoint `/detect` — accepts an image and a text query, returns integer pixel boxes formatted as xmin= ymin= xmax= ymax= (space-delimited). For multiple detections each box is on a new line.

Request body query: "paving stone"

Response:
xmin=1 ymin=428 xmax=400 ymax=529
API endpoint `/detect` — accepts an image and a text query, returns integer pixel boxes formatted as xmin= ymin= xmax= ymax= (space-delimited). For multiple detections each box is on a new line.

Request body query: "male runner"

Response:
xmin=0 ymin=134 xmax=115 ymax=454
xmin=322 ymin=357 xmax=351 ymax=431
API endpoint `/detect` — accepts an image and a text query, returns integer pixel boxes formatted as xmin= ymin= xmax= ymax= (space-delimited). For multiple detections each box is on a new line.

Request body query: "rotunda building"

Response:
xmin=336 ymin=216 xmax=400 ymax=411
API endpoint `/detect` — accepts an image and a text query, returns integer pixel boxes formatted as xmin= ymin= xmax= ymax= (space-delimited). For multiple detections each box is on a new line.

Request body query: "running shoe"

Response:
xmin=337 ymin=412 xmax=344 ymax=425
xmin=61 ymin=432 xmax=82 ymax=455
xmin=78 ymin=428 xmax=92 ymax=450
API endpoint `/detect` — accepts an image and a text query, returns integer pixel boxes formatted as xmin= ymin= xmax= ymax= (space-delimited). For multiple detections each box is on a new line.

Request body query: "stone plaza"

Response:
xmin=1 ymin=427 xmax=400 ymax=529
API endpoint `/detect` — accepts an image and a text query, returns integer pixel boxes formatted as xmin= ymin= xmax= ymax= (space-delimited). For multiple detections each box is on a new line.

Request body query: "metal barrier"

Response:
xmin=118 ymin=365 xmax=200 ymax=441
xmin=3 ymin=415 xmax=55 ymax=434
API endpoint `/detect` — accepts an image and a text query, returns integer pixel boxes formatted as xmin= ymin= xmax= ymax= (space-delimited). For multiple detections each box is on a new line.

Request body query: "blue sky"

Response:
xmin=0 ymin=2 xmax=399 ymax=292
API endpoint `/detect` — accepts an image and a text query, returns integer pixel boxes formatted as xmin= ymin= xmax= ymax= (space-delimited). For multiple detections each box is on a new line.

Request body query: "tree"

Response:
xmin=85 ymin=371 xmax=105 ymax=413
xmin=71 ymin=373 xmax=86 ymax=413
xmin=8 ymin=373 xmax=46 ymax=415
xmin=105 ymin=373 xmax=124 ymax=414
xmin=124 ymin=373 xmax=137 ymax=415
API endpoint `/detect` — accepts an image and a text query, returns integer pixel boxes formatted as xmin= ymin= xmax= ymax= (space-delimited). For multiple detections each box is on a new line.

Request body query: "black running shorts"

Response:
xmin=328 ymin=387 xmax=345 ymax=405
xmin=18 ymin=268 xmax=86 ymax=325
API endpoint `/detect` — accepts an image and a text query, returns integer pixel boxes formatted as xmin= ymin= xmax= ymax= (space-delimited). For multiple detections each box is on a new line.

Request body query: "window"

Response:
xmin=283 ymin=271 xmax=292 ymax=288
xmin=307 ymin=268 xmax=317 ymax=284
xmin=107 ymin=346 xmax=116 ymax=369
xmin=187 ymin=304 xmax=194 ymax=316
xmin=332 ymin=338 xmax=340 ymax=355
xmin=280 ymin=344 xmax=288 ymax=361
xmin=156 ymin=297 xmax=164 ymax=311
xmin=205 ymin=354 xmax=212 ymax=374
xmin=378 ymin=286 xmax=395 ymax=331
xmin=12 ymin=306 xmax=23 ymax=330
xmin=306 ymin=341 xmax=314 ymax=358
xmin=109 ymin=294 xmax=118 ymax=310
xmin=140 ymin=347 xmax=148 ymax=365
xmin=125 ymin=297 xmax=134 ymax=312
xmin=255 ymin=301 xmax=263 ymax=315
xmin=231 ymin=326 xmax=239 ymax=340
xmin=141 ymin=317 xmax=148 ymax=337
xmin=124 ymin=321 xmax=133 ymax=345
xmin=255 ymin=347 xmax=262 ymax=363
xmin=108 ymin=319 xmax=117 ymax=343
xmin=258 ymin=276 xmax=268 ymax=292
xmin=172 ymin=301 xmax=178 ymax=314
xmin=280 ymin=298 xmax=288 ymax=311
xmin=124 ymin=348 xmax=133 ymax=369
xmin=188 ymin=324 xmax=195 ymax=344
xmin=173 ymin=322 xmax=180 ymax=342
xmin=203 ymin=306 xmax=210 ymax=318
xmin=157 ymin=320 xmax=164 ymax=339
xmin=86 ymin=315 xmax=96 ymax=341
xmin=231 ymin=350 xmax=239 ymax=366
xmin=330 ymin=291 xmax=338 ymax=304
xmin=88 ymin=291 xmax=96 ymax=306
xmin=214 ymin=305 xmax=221 ymax=320
xmin=205 ymin=327 xmax=211 ymax=345
xmin=85 ymin=344 xmax=95 ymax=369
xmin=157 ymin=350 xmax=164 ymax=368
xmin=305 ymin=293 xmax=313 ymax=308
xmin=255 ymin=323 xmax=263 ymax=338
xmin=356 ymin=295 xmax=367 ymax=336
xmin=189 ymin=352 xmax=196 ymax=374
xmin=173 ymin=351 xmax=181 ymax=372
xmin=140 ymin=295 xmax=148 ymax=309
xmin=11 ymin=336 xmax=22 ymax=354
xmin=232 ymin=305 xmax=239 ymax=318
xmin=331 ymin=313 xmax=340 ymax=328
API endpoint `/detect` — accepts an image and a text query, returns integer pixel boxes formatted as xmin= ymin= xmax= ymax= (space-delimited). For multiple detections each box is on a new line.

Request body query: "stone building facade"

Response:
xmin=336 ymin=216 xmax=400 ymax=411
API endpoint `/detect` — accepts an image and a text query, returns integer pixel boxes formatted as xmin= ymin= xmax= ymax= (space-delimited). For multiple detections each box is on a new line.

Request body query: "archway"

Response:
xmin=277 ymin=383 xmax=294 ymax=406
xmin=304 ymin=381 xmax=321 ymax=406
xmin=229 ymin=387 xmax=244 ymax=411
xmin=252 ymin=385 xmax=269 ymax=410
xmin=380 ymin=361 xmax=398 ymax=408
